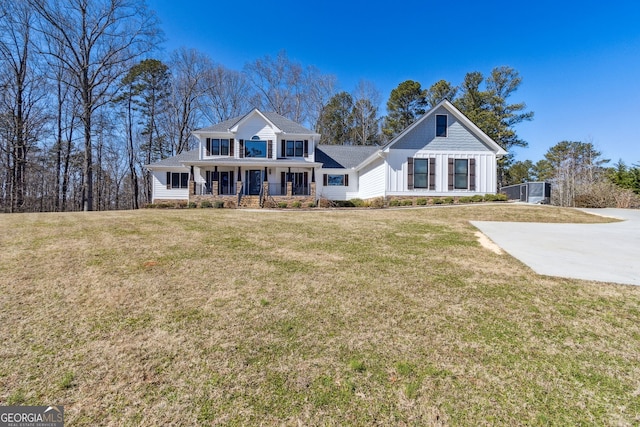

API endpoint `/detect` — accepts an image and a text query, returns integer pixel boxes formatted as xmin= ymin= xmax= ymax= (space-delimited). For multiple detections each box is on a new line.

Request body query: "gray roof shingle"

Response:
xmin=315 ymin=145 xmax=380 ymax=169
xmin=146 ymin=149 xmax=199 ymax=168
xmin=195 ymin=109 xmax=314 ymax=134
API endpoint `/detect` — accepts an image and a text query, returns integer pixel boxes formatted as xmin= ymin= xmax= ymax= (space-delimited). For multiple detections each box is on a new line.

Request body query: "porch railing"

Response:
xmin=267 ymin=183 xmax=310 ymax=196
xmin=195 ymin=182 xmax=236 ymax=196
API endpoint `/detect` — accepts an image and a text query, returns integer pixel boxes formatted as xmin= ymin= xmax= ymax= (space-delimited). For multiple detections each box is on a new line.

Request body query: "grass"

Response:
xmin=0 ymin=204 xmax=639 ymax=425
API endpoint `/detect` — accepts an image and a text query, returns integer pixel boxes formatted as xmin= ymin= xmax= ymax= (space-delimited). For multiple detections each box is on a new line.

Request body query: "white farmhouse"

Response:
xmin=146 ymin=99 xmax=506 ymax=207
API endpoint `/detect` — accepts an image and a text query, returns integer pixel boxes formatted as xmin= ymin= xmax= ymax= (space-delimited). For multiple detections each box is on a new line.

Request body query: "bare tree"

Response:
xmin=244 ymin=50 xmax=337 ymax=127
xmin=164 ymin=47 xmax=211 ymax=156
xmin=350 ymin=80 xmax=381 ymax=145
xmin=203 ymin=65 xmax=252 ymax=123
xmin=0 ymin=0 xmax=48 ymax=212
xmin=29 ymin=0 xmax=160 ymax=211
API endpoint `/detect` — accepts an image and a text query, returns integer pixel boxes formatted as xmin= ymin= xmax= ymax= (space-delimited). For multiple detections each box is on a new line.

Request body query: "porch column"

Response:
xmin=287 ymin=167 xmax=292 ymax=197
xmin=263 ymin=167 xmax=269 ymax=197
xmin=310 ymin=182 xmax=316 ymax=199
xmin=189 ymin=165 xmax=196 ymax=195
xmin=236 ymin=166 xmax=243 ymax=196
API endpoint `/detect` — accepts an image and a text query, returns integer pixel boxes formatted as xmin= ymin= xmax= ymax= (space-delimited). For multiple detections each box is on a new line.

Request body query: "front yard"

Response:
xmin=0 ymin=205 xmax=638 ymax=425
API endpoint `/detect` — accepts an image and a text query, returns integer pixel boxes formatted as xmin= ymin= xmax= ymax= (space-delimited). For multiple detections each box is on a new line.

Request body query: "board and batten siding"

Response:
xmin=385 ymin=150 xmax=498 ymax=195
xmin=151 ymin=170 xmax=189 ymax=202
xmin=357 ymin=158 xmax=386 ymax=199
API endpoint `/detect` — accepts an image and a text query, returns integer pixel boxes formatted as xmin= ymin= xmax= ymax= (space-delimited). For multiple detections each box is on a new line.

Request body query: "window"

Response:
xmin=167 ymin=172 xmax=189 ymax=189
xmin=408 ymin=157 xmax=435 ymax=190
xmin=324 ymin=174 xmax=349 ymax=186
xmin=436 ymin=114 xmax=447 ymax=137
xmin=454 ymin=159 xmax=468 ymax=189
xmin=282 ymin=140 xmax=308 ymax=157
xmin=206 ymin=138 xmax=230 ymax=156
xmin=285 ymin=140 xmax=304 ymax=157
xmin=414 ymin=159 xmax=429 ymax=189
xmin=244 ymin=140 xmax=267 ymax=158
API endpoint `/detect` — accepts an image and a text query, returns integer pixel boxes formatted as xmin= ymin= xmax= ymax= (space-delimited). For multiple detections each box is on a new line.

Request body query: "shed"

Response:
xmin=501 ymin=182 xmax=551 ymax=204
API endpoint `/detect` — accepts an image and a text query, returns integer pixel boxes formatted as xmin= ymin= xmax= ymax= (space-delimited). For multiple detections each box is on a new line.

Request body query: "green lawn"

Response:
xmin=0 ymin=205 xmax=638 ymax=425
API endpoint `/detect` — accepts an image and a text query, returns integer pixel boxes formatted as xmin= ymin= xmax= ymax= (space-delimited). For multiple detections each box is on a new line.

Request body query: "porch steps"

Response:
xmin=238 ymin=195 xmax=261 ymax=208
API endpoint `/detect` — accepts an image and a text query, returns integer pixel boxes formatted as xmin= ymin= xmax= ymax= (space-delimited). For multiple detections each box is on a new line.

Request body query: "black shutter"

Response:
xmin=166 ymin=172 xmax=171 ymax=189
xmin=303 ymin=140 xmax=309 ymax=157
xmin=344 ymin=174 xmax=349 ymax=186
xmin=268 ymin=140 xmax=273 ymax=159
xmin=205 ymin=138 xmax=211 ymax=156
xmin=407 ymin=157 xmax=414 ymax=190
xmin=229 ymin=138 xmax=234 ymax=157
xmin=323 ymin=174 xmax=328 ymax=186
xmin=206 ymin=171 xmax=211 ymax=189
xmin=448 ymin=159 xmax=454 ymax=190
xmin=281 ymin=140 xmax=286 ymax=158
xmin=239 ymin=139 xmax=244 ymax=158
xmin=469 ymin=159 xmax=476 ymax=191
xmin=429 ymin=158 xmax=436 ymax=190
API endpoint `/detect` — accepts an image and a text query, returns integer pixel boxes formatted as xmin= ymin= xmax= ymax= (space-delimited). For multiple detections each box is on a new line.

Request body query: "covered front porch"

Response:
xmin=188 ymin=160 xmax=318 ymax=208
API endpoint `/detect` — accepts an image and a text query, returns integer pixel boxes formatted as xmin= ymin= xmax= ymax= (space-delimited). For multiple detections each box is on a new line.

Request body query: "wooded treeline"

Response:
xmin=1 ymin=0 xmax=636 ymax=212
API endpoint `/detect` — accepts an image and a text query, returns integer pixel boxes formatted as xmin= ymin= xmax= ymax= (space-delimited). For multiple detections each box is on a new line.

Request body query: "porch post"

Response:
xmin=236 ymin=166 xmax=243 ymax=196
xmin=286 ymin=167 xmax=292 ymax=197
xmin=189 ymin=165 xmax=196 ymax=195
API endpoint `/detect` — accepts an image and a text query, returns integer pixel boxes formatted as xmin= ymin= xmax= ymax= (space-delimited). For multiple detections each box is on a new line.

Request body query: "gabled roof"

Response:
xmin=145 ymin=149 xmax=198 ymax=169
xmin=381 ymin=99 xmax=507 ymax=155
xmin=315 ymin=145 xmax=380 ymax=169
xmin=193 ymin=109 xmax=316 ymax=135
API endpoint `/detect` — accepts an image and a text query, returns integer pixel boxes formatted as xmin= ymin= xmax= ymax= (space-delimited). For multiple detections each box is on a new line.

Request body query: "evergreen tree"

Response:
xmin=382 ymin=80 xmax=427 ymax=140
xmin=316 ymin=92 xmax=354 ymax=145
xmin=425 ymin=79 xmax=457 ymax=108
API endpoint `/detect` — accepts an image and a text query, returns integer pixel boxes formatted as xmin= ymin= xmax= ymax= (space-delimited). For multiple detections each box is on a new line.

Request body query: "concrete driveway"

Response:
xmin=471 ymin=208 xmax=640 ymax=286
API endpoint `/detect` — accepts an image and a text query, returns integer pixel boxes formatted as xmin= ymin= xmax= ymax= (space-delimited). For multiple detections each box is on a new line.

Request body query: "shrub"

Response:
xmin=317 ymin=198 xmax=333 ymax=208
xmin=213 ymin=201 xmax=225 ymax=209
xmin=176 ymin=201 xmax=188 ymax=209
xmin=401 ymin=199 xmax=413 ymax=206
xmin=458 ymin=197 xmax=472 ymax=204
xmin=369 ymin=197 xmax=385 ymax=208
xmin=432 ymin=198 xmax=443 ymax=205
xmin=416 ymin=198 xmax=427 ymax=206
xmin=470 ymin=194 xmax=484 ymax=202
xmin=444 ymin=197 xmax=454 ymax=204
xmin=484 ymin=193 xmax=508 ymax=202
xmin=334 ymin=200 xmax=355 ymax=208
xmin=144 ymin=203 xmax=157 ymax=209
xmin=291 ymin=201 xmax=302 ymax=208
xmin=187 ymin=202 xmax=197 ymax=209
xmin=307 ymin=202 xmax=316 ymax=208
xmin=349 ymin=198 xmax=366 ymax=207
xmin=200 ymin=200 xmax=213 ymax=208
xmin=389 ymin=199 xmax=401 ymax=207
xmin=277 ymin=202 xmax=288 ymax=208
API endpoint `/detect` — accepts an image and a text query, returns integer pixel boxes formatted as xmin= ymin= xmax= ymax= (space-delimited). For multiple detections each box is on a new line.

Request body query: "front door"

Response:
xmin=246 ymin=170 xmax=262 ymax=195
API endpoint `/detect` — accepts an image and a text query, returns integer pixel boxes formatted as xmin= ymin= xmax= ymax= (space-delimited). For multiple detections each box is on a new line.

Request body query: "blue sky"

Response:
xmin=147 ymin=0 xmax=640 ymax=164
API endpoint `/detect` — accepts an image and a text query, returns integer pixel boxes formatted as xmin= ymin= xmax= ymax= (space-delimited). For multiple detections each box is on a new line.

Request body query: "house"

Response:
xmin=146 ymin=100 xmax=507 ymax=207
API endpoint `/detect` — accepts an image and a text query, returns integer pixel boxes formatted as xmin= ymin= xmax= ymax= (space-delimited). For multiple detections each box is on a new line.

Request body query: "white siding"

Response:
xmin=386 ymin=150 xmax=498 ymax=196
xmin=235 ymin=116 xmax=278 ymax=156
xmin=151 ymin=170 xmax=189 ymax=201
xmin=317 ymin=169 xmax=357 ymax=201
xmin=357 ymin=158 xmax=385 ymax=199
